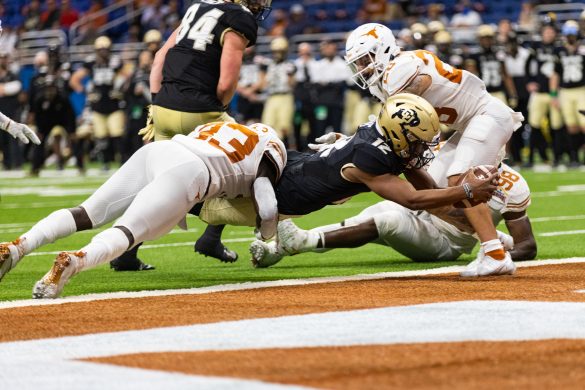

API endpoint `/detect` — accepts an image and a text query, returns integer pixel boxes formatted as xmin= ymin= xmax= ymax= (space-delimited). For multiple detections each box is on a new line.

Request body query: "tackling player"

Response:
xmin=251 ymin=150 xmax=536 ymax=275
xmin=194 ymin=94 xmax=499 ymax=268
xmin=344 ymin=23 xmax=524 ymax=276
xmin=0 ymin=122 xmax=286 ymax=298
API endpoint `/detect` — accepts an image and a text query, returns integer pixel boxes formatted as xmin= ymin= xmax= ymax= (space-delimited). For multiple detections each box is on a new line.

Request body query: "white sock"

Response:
xmin=79 ymin=228 xmax=130 ymax=271
xmin=481 ymin=239 xmax=504 ymax=254
xmin=20 ymin=209 xmax=77 ymax=259
xmin=303 ymin=229 xmax=322 ymax=251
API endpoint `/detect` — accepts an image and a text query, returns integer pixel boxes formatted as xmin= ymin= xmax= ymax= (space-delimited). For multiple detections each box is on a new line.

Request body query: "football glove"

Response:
xmin=138 ymin=104 xmax=155 ymax=141
xmin=307 ymin=132 xmax=348 ymax=152
xmin=3 ymin=120 xmax=41 ymax=145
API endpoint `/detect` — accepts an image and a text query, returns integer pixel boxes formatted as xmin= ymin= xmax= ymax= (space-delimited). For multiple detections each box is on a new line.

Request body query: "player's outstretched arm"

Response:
xmin=503 ymin=211 xmax=537 ymax=261
xmin=251 ymin=157 xmax=279 ymax=240
xmin=0 ymin=112 xmax=40 ymax=145
xmin=404 ymin=167 xmax=440 ymax=190
xmin=345 ymin=167 xmax=497 ymax=210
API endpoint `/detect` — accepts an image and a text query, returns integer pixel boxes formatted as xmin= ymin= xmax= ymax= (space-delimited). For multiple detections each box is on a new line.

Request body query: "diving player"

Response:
xmin=0 ymin=122 xmax=286 ymax=298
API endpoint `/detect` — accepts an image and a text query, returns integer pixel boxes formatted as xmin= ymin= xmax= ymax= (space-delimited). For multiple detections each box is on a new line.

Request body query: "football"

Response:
xmin=453 ymin=165 xmax=498 ymax=208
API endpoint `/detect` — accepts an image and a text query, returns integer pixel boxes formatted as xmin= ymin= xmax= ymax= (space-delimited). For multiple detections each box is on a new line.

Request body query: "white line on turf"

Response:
xmin=538 ymin=230 xmax=585 ymax=237
xmin=0 ymin=257 xmax=583 ymax=310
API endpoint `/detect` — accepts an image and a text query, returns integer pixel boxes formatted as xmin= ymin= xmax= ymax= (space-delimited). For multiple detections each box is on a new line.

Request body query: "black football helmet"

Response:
xmin=234 ymin=0 xmax=272 ymax=21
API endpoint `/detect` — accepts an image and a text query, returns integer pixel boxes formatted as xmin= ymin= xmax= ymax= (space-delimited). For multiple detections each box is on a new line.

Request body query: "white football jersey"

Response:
xmin=430 ymin=162 xmax=531 ymax=253
xmin=372 ymin=50 xmax=494 ymax=131
xmin=172 ymin=122 xmax=287 ymax=200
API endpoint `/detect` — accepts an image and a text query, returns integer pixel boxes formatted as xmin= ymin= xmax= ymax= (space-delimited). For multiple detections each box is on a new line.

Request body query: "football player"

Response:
xmin=115 ymin=0 xmax=271 ymax=268
xmin=550 ymin=20 xmax=585 ymax=166
xmin=525 ymin=23 xmax=563 ymax=166
xmin=193 ymin=94 xmax=499 ymax=265
xmin=70 ymin=36 xmax=126 ymax=171
xmin=251 ymin=149 xmax=536 ymax=275
xmin=344 ymin=23 xmax=524 ymax=276
xmin=464 ymin=25 xmax=518 ymax=107
xmin=0 ymin=122 xmax=286 ymax=298
xmin=0 ymin=20 xmax=39 ymax=146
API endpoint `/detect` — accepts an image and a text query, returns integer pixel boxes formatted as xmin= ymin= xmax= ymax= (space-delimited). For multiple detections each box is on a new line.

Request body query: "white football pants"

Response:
xmin=344 ymin=201 xmax=462 ymax=262
xmin=429 ymin=96 xmax=524 ymax=185
xmin=20 ymin=141 xmax=208 ymax=270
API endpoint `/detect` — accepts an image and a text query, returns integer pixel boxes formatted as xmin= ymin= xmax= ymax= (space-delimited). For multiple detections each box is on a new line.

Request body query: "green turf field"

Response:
xmin=1 ymin=167 xmax=584 ymax=301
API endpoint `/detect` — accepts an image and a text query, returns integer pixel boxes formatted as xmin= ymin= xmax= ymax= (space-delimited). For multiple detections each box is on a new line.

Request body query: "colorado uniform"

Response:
xmin=199 ymin=121 xmax=408 ymax=225
xmin=466 ymin=48 xmax=508 ymax=103
xmin=344 ymin=162 xmax=531 ymax=261
xmin=555 ymin=44 xmax=585 ymax=128
xmin=153 ymin=0 xmax=258 ymax=140
xmin=79 ymin=122 xmax=286 ymax=247
xmin=370 ymin=49 xmax=523 ymax=179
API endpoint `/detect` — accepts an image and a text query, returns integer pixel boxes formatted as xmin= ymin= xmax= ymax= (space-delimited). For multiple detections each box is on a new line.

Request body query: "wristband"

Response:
xmin=549 ymin=91 xmax=558 ymax=97
xmin=463 ymin=183 xmax=473 ymax=199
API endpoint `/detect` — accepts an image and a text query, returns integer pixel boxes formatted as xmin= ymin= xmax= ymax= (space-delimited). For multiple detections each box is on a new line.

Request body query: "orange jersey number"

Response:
xmin=498 ymin=170 xmax=520 ymax=191
xmin=196 ymin=122 xmax=259 ymax=163
xmin=414 ymin=50 xmax=463 ymax=84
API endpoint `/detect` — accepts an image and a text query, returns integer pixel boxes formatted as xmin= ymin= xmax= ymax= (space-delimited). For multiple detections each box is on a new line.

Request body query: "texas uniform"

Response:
xmin=369 ymin=49 xmax=523 ymax=179
xmin=4 ymin=122 xmax=286 ymax=283
xmin=199 ymin=121 xmax=408 ymax=226
xmin=342 ymin=162 xmax=530 ymax=261
xmin=153 ymin=0 xmax=258 ymax=139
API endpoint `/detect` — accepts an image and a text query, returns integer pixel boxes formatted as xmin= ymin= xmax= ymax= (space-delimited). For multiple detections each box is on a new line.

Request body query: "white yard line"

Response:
xmin=538 ymin=230 xmax=585 ymax=237
xmin=0 ymin=257 xmax=583 ymax=310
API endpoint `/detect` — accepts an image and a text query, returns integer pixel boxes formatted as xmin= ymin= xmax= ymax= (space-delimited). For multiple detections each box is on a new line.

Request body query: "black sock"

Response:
xmin=200 ymin=224 xmax=226 ymax=241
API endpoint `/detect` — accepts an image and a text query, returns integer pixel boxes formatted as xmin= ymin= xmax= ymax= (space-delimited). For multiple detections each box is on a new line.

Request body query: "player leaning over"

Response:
xmin=252 ymin=150 xmax=537 ymax=274
xmin=344 ymin=23 xmax=524 ymax=276
xmin=0 ymin=122 xmax=286 ymax=298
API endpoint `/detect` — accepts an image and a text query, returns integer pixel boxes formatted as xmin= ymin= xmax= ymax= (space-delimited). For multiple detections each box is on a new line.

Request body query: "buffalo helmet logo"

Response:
xmin=391 ymin=107 xmax=421 ymax=129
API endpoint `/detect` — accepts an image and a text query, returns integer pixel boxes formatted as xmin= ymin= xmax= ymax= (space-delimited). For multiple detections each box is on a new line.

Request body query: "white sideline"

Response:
xmin=0 ymin=257 xmax=583 ymax=310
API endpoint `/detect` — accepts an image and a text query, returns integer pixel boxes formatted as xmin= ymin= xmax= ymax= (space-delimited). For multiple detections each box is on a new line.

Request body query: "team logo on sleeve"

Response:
xmin=391 ymin=108 xmax=421 ymax=129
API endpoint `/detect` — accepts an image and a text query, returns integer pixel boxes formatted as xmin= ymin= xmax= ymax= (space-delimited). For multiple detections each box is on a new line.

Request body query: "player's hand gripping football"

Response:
xmin=138 ymin=105 xmax=155 ymax=141
xmin=462 ymin=166 xmax=499 ymax=204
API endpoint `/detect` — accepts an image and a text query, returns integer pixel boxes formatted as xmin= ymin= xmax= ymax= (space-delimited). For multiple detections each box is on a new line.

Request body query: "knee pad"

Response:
xmin=373 ymin=210 xmax=404 ymax=237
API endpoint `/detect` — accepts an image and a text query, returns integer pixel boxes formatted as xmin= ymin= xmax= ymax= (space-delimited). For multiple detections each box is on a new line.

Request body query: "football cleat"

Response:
xmin=461 ymin=251 xmax=515 ymax=277
xmin=32 ymin=251 xmax=84 ymax=299
xmin=194 ymin=239 xmax=238 ymax=263
xmin=277 ymin=219 xmax=312 ymax=255
xmin=250 ymin=240 xmax=285 ymax=268
xmin=0 ymin=239 xmax=24 ymax=282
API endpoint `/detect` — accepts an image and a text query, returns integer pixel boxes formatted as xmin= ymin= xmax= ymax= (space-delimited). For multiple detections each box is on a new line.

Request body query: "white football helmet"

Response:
xmin=345 ymin=23 xmax=400 ymax=90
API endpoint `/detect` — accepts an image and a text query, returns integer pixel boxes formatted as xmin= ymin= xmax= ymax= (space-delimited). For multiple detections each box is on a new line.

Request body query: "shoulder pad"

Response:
xmin=381 ymin=52 xmax=423 ymax=96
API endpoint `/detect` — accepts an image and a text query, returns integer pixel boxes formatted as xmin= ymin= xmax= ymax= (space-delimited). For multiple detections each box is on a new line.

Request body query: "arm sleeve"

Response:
xmin=2 ymin=80 xmax=22 ymax=96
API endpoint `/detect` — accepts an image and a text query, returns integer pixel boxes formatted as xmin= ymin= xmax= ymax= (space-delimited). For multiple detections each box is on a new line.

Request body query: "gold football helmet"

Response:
xmin=376 ymin=93 xmax=440 ymax=167
xmin=94 ymin=36 xmax=112 ymax=50
xmin=233 ymin=0 xmax=272 ymax=21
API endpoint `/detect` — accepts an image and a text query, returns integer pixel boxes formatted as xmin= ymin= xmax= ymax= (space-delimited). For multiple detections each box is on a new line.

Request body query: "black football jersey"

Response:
xmin=83 ymin=55 xmax=124 ymax=114
xmin=156 ymin=0 xmax=258 ymax=113
xmin=276 ymin=123 xmax=407 ymax=216
xmin=467 ymin=50 xmax=505 ymax=92
xmin=526 ymin=42 xmax=561 ymax=93
xmin=554 ymin=45 xmax=585 ymax=89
